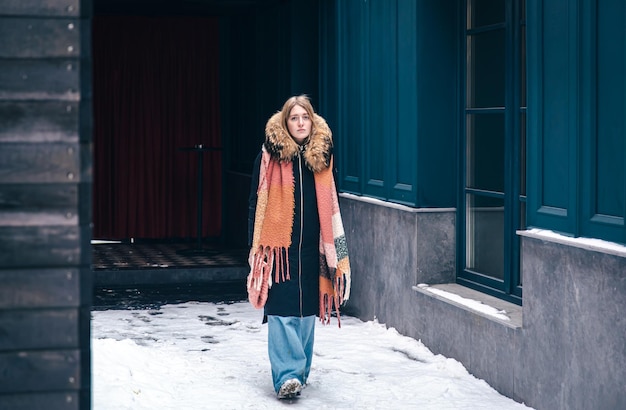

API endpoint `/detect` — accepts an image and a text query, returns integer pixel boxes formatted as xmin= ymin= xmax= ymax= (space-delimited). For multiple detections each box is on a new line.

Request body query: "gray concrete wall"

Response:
xmin=340 ymin=194 xmax=455 ymax=334
xmin=519 ymin=235 xmax=626 ymax=410
xmin=340 ymin=195 xmax=626 ymax=410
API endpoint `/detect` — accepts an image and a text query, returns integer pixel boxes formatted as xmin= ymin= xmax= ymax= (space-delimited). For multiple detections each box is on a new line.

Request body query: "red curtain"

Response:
xmin=92 ymin=16 xmax=222 ymax=240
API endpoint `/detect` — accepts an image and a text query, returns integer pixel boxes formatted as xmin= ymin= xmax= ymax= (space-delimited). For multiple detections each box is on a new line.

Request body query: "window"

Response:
xmin=459 ymin=0 xmax=526 ymax=304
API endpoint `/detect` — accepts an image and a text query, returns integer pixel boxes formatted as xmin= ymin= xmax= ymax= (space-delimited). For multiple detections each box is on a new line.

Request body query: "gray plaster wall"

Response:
xmin=339 ymin=194 xmax=455 ymax=334
xmin=519 ymin=236 xmax=626 ymax=410
xmin=340 ymin=195 xmax=626 ymax=410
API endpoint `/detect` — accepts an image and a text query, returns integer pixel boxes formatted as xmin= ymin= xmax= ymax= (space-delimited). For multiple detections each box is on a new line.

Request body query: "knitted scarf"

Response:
xmin=247 ymin=149 xmax=351 ymax=326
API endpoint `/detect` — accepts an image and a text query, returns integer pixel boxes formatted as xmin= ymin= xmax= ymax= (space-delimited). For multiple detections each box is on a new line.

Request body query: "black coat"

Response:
xmin=248 ymin=149 xmax=320 ymax=318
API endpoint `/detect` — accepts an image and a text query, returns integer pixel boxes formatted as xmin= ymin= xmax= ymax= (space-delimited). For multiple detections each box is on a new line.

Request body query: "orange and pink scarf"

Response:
xmin=247 ymin=148 xmax=351 ymax=326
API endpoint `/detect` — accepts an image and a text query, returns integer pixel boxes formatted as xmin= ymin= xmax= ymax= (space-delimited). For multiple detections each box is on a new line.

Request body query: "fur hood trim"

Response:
xmin=264 ymin=112 xmax=333 ymax=173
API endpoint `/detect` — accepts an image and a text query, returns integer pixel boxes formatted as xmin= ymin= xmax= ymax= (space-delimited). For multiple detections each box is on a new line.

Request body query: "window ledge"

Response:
xmin=339 ymin=192 xmax=456 ymax=213
xmin=518 ymin=228 xmax=626 ymax=258
xmin=413 ymin=283 xmax=522 ymax=329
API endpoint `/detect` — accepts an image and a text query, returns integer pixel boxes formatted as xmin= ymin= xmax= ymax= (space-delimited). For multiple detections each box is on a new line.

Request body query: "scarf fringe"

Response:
xmin=319 ymin=270 xmax=350 ymax=328
xmin=247 ymin=245 xmax=290 ymax=309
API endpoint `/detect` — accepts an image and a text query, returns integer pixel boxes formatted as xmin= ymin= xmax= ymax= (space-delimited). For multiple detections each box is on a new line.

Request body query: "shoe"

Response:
xmin=277 ymin=378 xmax=302 ymax=399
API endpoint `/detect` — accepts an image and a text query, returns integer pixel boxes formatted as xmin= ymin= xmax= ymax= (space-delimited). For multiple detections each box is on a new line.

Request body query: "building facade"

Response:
xmin=315 ymin=1 xmax=626 ymax=409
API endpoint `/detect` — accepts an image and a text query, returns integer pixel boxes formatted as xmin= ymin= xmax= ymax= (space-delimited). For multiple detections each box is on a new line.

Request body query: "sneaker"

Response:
xmin=277 ymin=378 xmax=302 ymax=399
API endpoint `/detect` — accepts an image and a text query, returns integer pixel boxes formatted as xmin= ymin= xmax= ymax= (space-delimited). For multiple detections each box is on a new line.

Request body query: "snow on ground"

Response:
xmin=92 ymin=300 xmax=533 ymax=410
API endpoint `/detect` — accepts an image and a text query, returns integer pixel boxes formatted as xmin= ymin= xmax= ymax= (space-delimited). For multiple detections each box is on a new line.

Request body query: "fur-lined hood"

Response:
xmin=263 ymin=112 xmax=333 ymax=173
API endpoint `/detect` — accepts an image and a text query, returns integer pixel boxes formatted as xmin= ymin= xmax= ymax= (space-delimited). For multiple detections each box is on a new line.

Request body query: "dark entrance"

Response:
xmin=91 ymin=0 xmax=322 ymax=250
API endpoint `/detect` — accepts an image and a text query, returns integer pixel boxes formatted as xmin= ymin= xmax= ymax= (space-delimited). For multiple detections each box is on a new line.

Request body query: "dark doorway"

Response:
xmin=92 ymin=0 xmax=321 ymax=249
xmin=91 ymin=9 xmax=223 ymax=241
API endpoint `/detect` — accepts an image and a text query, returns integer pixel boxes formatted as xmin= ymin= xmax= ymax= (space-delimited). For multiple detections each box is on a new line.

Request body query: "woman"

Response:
xmin=247 ymin=95 xmax=351 ymax=400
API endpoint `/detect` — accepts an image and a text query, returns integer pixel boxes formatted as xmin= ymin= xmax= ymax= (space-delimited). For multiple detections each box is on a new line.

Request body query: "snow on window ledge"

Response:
xmin=413 ymin=283 xmax=522 ymax=329
xmin=518 ymin=228 xmax=626 ymax=258
xmin=339 ymin=192 xmax=456 ymax=213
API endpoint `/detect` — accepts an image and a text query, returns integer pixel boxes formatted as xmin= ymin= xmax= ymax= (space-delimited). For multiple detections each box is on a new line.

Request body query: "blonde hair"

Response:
xmin=279 ymin=95 xmax=317 ymax=136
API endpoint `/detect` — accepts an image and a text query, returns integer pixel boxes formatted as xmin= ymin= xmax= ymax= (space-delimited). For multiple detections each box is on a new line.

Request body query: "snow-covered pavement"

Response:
xmin=92 ymin=299 xmax=534 ymax=409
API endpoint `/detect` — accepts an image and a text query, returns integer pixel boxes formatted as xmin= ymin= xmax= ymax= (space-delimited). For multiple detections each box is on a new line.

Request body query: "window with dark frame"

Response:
xmin=459 ymin=0 xmax=526 ymax=304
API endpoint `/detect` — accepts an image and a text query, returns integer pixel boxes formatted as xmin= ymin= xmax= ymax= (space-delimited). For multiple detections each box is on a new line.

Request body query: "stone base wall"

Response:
xmin=341 ymin=195 xmax=626 ymax=410
xmin=518 ymin=234 xmax=626 ymax=410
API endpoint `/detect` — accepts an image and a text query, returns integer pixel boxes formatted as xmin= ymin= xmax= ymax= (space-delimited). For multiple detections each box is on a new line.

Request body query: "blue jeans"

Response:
xmin=267 ymin=315 xmax=316 ymax=392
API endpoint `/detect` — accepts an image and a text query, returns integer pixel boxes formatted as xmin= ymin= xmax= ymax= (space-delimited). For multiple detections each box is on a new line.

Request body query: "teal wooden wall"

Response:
xmin=319 ymin=0 xmax=458 ymax=208
xmin=222 ymin=0 xmax=626 ymax=246
xmin=527 ymin=0 xmax=626 ymax=244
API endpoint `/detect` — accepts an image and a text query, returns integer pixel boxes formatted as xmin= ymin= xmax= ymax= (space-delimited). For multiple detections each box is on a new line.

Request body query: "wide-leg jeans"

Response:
xmin=267 ymin=315 xmax=316 ymax=392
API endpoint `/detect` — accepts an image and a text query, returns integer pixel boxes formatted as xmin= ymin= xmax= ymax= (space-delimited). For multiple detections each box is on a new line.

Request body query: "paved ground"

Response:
xmin=92 ymin=280 xmax=248 ymax=311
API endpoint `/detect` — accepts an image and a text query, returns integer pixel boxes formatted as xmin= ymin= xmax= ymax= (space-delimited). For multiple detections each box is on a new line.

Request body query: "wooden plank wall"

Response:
xmin=0 ymin=0 xmax=92 ymax=409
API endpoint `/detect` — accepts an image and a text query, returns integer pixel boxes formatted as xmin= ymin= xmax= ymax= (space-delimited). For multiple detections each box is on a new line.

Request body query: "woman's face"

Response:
xmin=287 ymin=105 xmax=311 ymax=144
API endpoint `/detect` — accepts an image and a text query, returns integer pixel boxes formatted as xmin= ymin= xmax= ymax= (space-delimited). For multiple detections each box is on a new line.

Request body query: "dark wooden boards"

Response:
xmin=0 ymin=0 xmax=92 ymax=408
